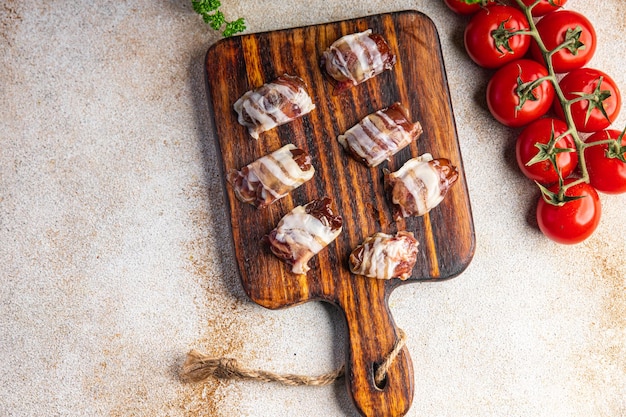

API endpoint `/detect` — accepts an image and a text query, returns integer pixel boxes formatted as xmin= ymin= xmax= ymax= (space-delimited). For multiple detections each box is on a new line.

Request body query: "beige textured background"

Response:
xmin=1 ymin=1 xmax=625 ymax=416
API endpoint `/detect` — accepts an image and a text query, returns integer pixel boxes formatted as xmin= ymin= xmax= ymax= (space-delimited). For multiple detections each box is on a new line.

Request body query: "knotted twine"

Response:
xmin=181 ymin=329 xmax=407 ymax=387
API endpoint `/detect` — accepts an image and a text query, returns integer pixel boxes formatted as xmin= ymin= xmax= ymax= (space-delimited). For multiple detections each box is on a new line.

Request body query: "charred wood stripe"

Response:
xmin=384 ymin=15 xmax=410 ymax=116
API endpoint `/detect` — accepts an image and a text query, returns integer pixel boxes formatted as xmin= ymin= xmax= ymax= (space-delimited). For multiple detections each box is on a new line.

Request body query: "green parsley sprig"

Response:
xmin=192 ymin=0 xmax=246 ymax=37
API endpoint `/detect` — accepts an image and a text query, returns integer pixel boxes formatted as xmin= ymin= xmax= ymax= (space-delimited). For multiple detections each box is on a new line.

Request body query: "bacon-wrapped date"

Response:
xmin=385 ymin=153 xmax=459 ymax=220
xmin=227 ymin=144 xmax=315 ymax=208
xmin=233 ymin=74 xmax=316 ymax=140
xmin=321 ymin=29 xmax=396 ymax=94
xmin=349 ymin=231 xmax=419 ymax=280
xmin=338 ymin=102 xmax=422 ymax=167
xmin=266 ymin=198 xmax=343 ymax=274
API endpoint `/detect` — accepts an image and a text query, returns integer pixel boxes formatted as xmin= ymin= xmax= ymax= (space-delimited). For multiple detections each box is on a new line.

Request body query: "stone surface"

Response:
xmin=1 ymin=1 xmax=625 ymax=416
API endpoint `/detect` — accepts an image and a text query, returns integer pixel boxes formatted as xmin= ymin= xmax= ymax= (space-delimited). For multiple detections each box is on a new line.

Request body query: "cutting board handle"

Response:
xmin=339 ymin=278 xmax=414 ymax=417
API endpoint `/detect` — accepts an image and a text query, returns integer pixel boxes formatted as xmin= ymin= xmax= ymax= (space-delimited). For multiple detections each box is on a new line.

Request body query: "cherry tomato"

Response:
xmin=487 ymin=59 xmax=555 ymax=128
xmin=514 ymin=0 xmax=567 ymax=16
xmin=516 ymin=118 xmax=577 ymax=185
xmin=584 ymin=130 xmax=626 ymax=194
xmin=554 ymin=68 xmax=621 ymax=133
xmin=536 ymin=179 xmax=601 ymax=244
xmin=529 ymin=10 xmax=596 ymax=73
xmin=443 ymin=0 xmax=482 ymax=15
xmin=464 ymin=5 xmax=530 ymax=69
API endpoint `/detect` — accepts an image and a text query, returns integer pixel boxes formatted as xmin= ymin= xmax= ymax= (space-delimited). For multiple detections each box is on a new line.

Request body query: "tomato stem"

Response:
xmin=514 ymin=0 xmax=604 ymax=204
xmin=579 ymin=138 xmax=614 ymax=149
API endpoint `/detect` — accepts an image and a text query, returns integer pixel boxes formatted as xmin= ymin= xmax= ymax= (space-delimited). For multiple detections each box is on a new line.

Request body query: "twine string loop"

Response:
xmin=181 ymin=328 xmax=407 ymax=387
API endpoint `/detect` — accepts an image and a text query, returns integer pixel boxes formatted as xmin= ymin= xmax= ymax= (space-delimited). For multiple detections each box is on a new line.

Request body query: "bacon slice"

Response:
xmin=233 ymin=74 xmax=316 ymax=140
xmin=227 ymin=144 xmax=315 ymax=208
xmin=266 ymin=198 xmax=343 ymax=274
xmin=321 ymin=29 xmax=396 ymax=94
xmin=338 ymin=102 xmax=422 ymax=167
xmin=349 ymin=231 xmax=419 ymax=280
xmin=385 ymin=153 xmax=459 ymax=220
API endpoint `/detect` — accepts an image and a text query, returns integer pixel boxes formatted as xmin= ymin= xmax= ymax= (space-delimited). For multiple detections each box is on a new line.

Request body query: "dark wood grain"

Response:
xmin=204 ymin=10 xmax=475 ymax=417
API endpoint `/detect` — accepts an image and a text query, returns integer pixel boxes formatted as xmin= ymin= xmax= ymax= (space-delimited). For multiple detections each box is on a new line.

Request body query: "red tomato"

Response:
xmin=487 ymin=59 xmax=555 ymax=128
xmin=516 ymin=118 xmax=577 ymax=184
xmin=584 ymin=130 xmax=626 ymax=194
xmin=536 ymin=179 xmax=601 ymax=244
xmin=554 ymin=68 xmax=621 ymax=133
xmin=514 ymin=0 xmax=567 ymax=16
xmin=464 ymin=5 xmax=530 ymax=69
xmin=443 ymin=0 xmax=482 ymax=15
xmin=529 ymin=10 xmax=596 ymax=73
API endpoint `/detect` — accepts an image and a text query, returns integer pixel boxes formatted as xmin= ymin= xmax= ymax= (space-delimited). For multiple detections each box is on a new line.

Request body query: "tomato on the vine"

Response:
xmin=487 ymin=59 xmax=555 ymax=128
xmin=536 ymin=179 xmax=601 ymax=244
xmin=554 ymin=68 xmax=621 ymax=133
xmin=443 ymin=0 xmax=483 ymax=15
xmin=529 ymin=10 xmax=596 ymax=74
xmin=514 ymin=0 xmax=567 ymax=16
xmin=516 ymin=118 xmax=577 ymax=185
xmin=464 ymin=5 xmax=530 ymax=69
xmin=584 ymin=129 xmax=626 ymax=194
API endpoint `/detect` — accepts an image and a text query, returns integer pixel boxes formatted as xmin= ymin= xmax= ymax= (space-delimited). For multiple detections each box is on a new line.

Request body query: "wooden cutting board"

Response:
xmin=204 ymin=10 xmax=475 ymax=417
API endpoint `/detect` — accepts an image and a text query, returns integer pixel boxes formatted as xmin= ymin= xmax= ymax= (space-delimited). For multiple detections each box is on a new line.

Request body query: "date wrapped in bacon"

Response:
xmin=338 ymin=102 xmax=422 ymax=167
xmin=321 ymin=29 xmax=396 ymax=94
xmin=385 ymin=153 xmax=459 ymax=220
xmin=349 ymin=231 xmax=419 ymax=280
xmin=227 ymin=144 xmax=315 ymax=208
xmin=266 ymin=198 xmax=343 ymax=274
xmin=233 ymin=74 xmax=316 ymax=140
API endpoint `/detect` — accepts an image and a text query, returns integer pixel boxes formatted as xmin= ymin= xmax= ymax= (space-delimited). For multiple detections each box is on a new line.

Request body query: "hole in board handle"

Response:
xmin=372 ymin=362 xmax=388 ymax=390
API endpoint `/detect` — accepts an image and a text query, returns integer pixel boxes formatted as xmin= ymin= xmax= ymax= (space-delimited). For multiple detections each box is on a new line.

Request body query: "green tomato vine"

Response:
xmin=510 ymin=0 xmax=625 ymax=206
xmin=464 ymin=0 xmax=625 ymax=205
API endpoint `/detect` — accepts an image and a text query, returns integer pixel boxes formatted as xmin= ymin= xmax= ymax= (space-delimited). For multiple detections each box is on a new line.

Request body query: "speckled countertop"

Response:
xmin=1 ymin=1 xmax=625 ymax=416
